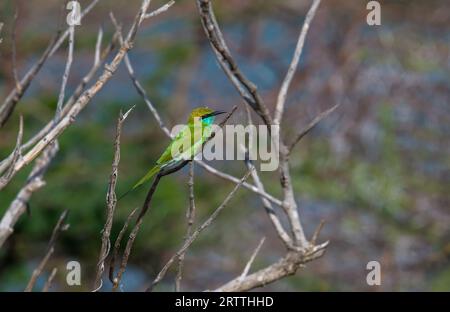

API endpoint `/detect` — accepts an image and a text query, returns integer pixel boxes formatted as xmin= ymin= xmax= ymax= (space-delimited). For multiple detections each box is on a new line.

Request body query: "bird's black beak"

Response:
xmin=202 ymin=110 xmax=227 ymax=119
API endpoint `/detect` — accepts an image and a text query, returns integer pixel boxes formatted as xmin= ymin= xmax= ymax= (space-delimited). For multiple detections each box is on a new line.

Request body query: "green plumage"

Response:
xmin=118 ymin=107 xmax=224 ymax=200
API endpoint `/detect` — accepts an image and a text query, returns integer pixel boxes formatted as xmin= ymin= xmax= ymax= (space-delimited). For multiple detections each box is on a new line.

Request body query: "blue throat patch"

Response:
xmin=202 ymin=116 xmax=214 ymax=125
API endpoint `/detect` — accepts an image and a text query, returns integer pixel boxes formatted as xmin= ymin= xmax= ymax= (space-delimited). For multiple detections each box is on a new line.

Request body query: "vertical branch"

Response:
xmin=274 ymin=0 xmax=322 ymax=124
xmin=175 ymin=162 xmax=196 ymax=291
xmin=56 ymin=25 xmax=75 ymax=118
xmin=12 ymin=7 xmax=21 ymax=92
xmin=195 ymin=0 xmax=272 ymax=126
xmin=94 ymin=106 xmax=134 ymax=291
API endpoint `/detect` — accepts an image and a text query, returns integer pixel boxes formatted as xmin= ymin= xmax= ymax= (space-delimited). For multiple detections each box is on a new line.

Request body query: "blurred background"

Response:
xmin=0 ymin=0 xmax=449 ymax=291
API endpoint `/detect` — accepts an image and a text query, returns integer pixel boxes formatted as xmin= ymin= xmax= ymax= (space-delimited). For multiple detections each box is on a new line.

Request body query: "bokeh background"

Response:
xmin=0 ymin=0 xmax=449 ymax=291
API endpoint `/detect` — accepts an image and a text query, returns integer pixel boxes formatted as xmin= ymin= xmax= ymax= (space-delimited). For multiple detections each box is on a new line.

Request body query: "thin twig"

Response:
xmin=25 ymin=210 xmax=69 ymax=292
xmin=239 ymin=237 xmax=265 ymax=281
xmin=0 ymin=32 xmax=118 ymax=177
xmin=56 ymin=25 xmax=75 ymax=118
xmin=109 ymin=207 xmax=138 ymax=287
xmin=288 ymin=103 xmax=340 ymax=154
xmin=143 ymin=0 xmax=176 ymax=19
xmin=42 ymin=267 xmax=58 ymax=292
xmin=175 ymin=162 xmax=196 ymax=291
xmin=0 ymin=0 xmax=100 ymax=127
xmin=195 ymin=0 xmax=272 ymax=126
xmin=0 ymin=0 xmax=153 ymax=187
xmin=148 ymin=170 xmax=251 ymax=291
xmin=0 ymin=115 xmax=23 ymax=190
xmin=12 ymin=7 xmax=21 ymax=92
xmin=0 ymin=143 xmax=58 ymax=248
xmin=94 ymin=106 xmax=135 ymax=291
xmin=274 ymin=0 xmax=322 ymax=124
xmin=0 ymin=22 xmax=4 ymax=44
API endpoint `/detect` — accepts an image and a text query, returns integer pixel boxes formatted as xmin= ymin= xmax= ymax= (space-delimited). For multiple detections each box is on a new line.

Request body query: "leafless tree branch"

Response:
xmin=0 ymin=30 xmax=117 ymax=177
xmin=175 ymin=162 xmax=196 ymax=291
xmin=0 ymin=0 xmax=153 ymax=188
xmin=0 ymin=0 xmax=100 ymax=127
xmin=42 ymin=267 xmax=58 ymax=292
xmin=238 ymin=237 xmax=265 ymax=281
xmin=147 ymin=170 xmax=251 ymax=291
xmin=288 ymin=103 xmax=340 ymax=154
xmin=274 ymin=0 xmax=322 ymax=124
xmin=195 ymin=0 xmax=272 ymax=126
xmin=94 ymin=106 xmax=135 ymax=291
xmin=0 ymin=143 xmax=58 ymax=248
xmin=24 ymin=209 xmax=69 ymax=292
xmin=56 ymin=25 xmax=75 ymax=117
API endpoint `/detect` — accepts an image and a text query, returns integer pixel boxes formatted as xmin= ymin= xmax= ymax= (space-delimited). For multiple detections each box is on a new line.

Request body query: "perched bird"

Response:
xmin=119 ymin=107 xmax=226 ymax=200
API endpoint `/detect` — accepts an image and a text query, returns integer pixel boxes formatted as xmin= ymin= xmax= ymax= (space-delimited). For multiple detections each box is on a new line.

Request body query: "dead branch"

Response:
xmin=0 ymin=0 xmax=153 ymax=188
xmin=0 ymin=143 xmax=58 ymax=248
xmin=42 ymin=267 xmax=58 ymax=292
xmin=0 ymin=0 xmax=100 ymax=127
xmin=147 ymin=170 xmax=251 ymax=292
xmin=93 ymin=106 xmax=135 ymax=291
xmin=0 ymin=115 xmax=23 ymax=190
xmin=175 ymin=162 xmax=197 ymax=291
xmin=238 ymin=237 xmax=266 ymax=281
xmin=25 ymin=209 xmax=69 ymax=292
xmin=195 ymin=0 xmax=272 ymax=126
xmin=0 ymin=31 xmax=118 ymax=178
xmin=274 ymin=0 xmax=322 ymax=124
xmin=56 ymin=25 xmax=75 ymax=117
xmin=288 ymin=103 xmax=340 ymax=154
xmin=214 ymin=242 xmax=328 ymax=292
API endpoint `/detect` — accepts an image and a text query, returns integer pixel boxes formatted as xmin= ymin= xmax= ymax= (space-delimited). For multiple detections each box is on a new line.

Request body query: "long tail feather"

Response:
xmin=118 ymin=165 xmax=161 ymax=201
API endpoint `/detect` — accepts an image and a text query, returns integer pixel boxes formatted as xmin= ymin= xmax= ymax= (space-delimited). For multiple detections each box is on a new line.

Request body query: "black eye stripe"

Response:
xmin=201 ymin=111 xmax=226 ymax=119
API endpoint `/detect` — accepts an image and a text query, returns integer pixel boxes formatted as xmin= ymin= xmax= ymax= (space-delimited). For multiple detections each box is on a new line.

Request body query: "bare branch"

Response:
xmin=56 ymin=25 xmax=75 ymax=117
xmin=110 ymin=12 xmax=172 ymax=137
xmin=94 ymin=106 xmax=135 ymax=291
xmin=12 ymin=7 xmax=21 ymax=92
xmin=148 ymin=170 xmax=251 ymax=292
xmin=214 ymin=242 xmax=328 ymax=292
xmin=0 ymin=32 xmax=117 ymax=177
xmin=0 ymin=115 xmax=23 ymax=190
xmin=94 ymin=27 xmax=103 ymax=67
xmin=0 ymin=22 xmax=4 ymax=44
xmin=109 ymin=207 xmax=138 ymax=288
xmin=239 ymin=237 xmax=265 ymax=281
xmin=0 ymin=0 xmax=100 ymax=127
xmin=274 ymin=0 xmax=322 ymax=124
xmin=288 ymin=103 xmax=340 ymax=154
xmin=195 ymin=0 xmax=272 ymax=126
xmin=0 ymin=143 xmax=58 ymax=248
xmin=25 ymin=209 xmax=69 ymax=292
xmin=42 ymin=267 xmax=58 ymax=292
xmin=311 ymin=219 xmax=325 ymax=245
xmin=0 ymin=0 xmax=153 ymax=187
xmin=175 ymin=162 xmax=196 ymax=291
xmin=143 ymin=0 xmax=176 ymax=19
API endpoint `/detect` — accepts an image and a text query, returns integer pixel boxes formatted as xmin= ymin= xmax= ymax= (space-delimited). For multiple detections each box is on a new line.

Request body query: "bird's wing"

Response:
xmin=156 ymin=123 xmax=207 ymax=166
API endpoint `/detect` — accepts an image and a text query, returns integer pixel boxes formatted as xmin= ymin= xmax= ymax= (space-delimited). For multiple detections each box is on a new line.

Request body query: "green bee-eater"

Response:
xmin=119 ymin=107 xmax=225 ymax=200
